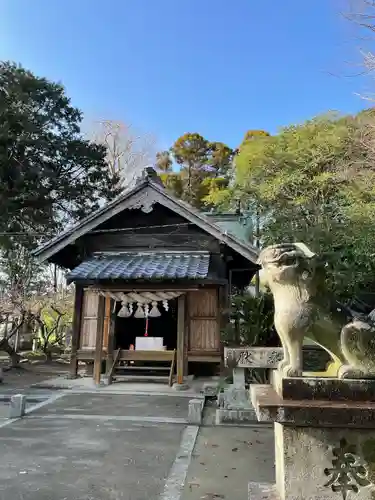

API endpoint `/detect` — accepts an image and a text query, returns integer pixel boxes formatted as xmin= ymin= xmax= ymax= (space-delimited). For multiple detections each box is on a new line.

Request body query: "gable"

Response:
xmin=83 ymin=203 xmax=217 ymax=255
xmin=96 ymin=202 xmax=185 ymax=231
xmin=32 ymin=180 xmax=259 ymax=266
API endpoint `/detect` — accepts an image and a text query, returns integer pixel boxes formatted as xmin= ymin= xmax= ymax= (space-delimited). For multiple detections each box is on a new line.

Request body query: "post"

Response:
xmin=188 ymin=399 xmax=204 ymax=425
xmin=69 ymin=285 xmax=84 ymax=378
xmin=218 ymin=285 xmax=227 ymax=374
xmin=14 ymin=327 xmax=20 ymax=353
xmin=183 ymin=292 xmax=189 ymax=376
xmin=93 ymin=294 xmax=105 ymax=386
xmin=9 ymin=394 xmax=26 ymax=418
xmin=254 ymin=203 xmax=261 ymax=297
xmin=177 ymin=294 xmax=185 ymax=385
xmin=106 ymin=299 xmax=116 ymax=377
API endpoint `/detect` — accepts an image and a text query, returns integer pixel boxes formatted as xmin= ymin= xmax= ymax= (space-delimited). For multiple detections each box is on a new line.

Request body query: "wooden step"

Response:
xmin=115 ymin=365 xmax=170 ymax=371
xmin=112 ymin=374 xmax=170 ymax=383
xmin=109 ymin=348 xmax=176 ymax=387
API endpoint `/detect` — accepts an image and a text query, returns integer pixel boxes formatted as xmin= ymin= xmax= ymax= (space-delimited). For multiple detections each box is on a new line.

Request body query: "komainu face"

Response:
xmin=257 ymin=242 xmax=318 ymax=287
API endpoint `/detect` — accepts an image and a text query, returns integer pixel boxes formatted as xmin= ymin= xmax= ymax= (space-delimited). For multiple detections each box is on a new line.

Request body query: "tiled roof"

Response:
xmin=66 ymin=252 xmax=210 ymax=282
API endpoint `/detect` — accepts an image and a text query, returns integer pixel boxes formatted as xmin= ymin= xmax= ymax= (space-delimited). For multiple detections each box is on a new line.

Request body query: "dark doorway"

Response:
xmin=114 ymin=298 xmax=178 ymax=350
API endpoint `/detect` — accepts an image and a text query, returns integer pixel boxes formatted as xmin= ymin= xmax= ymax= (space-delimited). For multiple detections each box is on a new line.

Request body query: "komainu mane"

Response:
xmin=258 ymin=242 xmax=375 ymax=378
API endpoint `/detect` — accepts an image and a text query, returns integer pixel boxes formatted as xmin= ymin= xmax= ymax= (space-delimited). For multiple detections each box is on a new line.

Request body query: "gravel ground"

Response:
xmin=0 ymin=362 xmax=69 ymax=394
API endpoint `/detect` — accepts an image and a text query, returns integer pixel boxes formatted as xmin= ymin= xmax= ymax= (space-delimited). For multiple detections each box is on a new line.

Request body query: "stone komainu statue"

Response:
xmin=258 ymin=242 xmax=375 ymax=379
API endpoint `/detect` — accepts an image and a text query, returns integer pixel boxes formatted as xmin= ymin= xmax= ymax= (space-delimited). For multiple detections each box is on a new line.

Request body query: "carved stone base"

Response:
xmin=216 ymin=408 xmax=257 ymax=425
xmin=251 ymin=373 xmax=375 ymax=499
xmin=249 ymin=426 xmax=375 ymax=500
xmin=274 ymin=424 xmax=375 ymax=500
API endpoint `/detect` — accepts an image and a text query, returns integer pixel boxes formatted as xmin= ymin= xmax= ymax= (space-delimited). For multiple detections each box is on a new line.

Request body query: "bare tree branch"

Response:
xmin=91 ymin=120 xmax=157 ymax=190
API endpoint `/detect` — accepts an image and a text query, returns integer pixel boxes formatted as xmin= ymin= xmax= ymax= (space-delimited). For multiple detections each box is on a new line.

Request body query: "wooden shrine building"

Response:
xmin=33 ymin=168 xmax=259 ymax=386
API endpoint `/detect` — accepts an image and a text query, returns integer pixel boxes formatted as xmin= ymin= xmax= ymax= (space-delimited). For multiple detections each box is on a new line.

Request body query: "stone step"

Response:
xmin=215 ymin=408 xmax=258 ymax=425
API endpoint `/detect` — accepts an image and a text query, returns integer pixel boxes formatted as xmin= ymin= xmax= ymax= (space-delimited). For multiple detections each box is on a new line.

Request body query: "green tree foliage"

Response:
xmin=207 ymin=141 xmax=234 ymax=177
xmin=234 ymin=112 xmax=375 ymax=300
xmin=0 ymin=61 xmax=120 ymax=249
xmin=157 ymin=133 xmax=234 ymax=208
xmin=221 ymin=293 xmax=276 ymax=347
xmin=202 ymin=131 xmax=271 ymax=209
xmin=33 ymin=291 xmax=74 ymax=360
xmin=171 ymin=133 xmax=210 ymax=206
xmin=159 ymin=172 xmax=184 ymax=199
xmin=241 ymin=129 xmax=270 ymax=145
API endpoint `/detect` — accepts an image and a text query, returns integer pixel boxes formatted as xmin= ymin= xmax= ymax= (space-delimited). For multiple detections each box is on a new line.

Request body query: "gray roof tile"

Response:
xmin=67 ymin=252 xmax=210 ymax=282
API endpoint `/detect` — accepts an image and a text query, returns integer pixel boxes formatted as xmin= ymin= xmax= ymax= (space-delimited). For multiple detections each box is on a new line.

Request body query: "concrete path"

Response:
xmin=182 ymin=426 xmax=275 ymax=500
xmin=0 ymin=383 xmax=276 ymax=500
xmin=0 ymin=414 xmax=188 ymax=500
xmin=0 ymin=392 xmax=199 ymax=500
xmin=32 ymin=393 xmax=190 ymax=422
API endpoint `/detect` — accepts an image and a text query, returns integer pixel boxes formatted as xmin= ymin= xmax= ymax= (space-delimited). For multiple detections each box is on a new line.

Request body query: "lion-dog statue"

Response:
xmin=258 ymin=242 xmax=375 ymax=379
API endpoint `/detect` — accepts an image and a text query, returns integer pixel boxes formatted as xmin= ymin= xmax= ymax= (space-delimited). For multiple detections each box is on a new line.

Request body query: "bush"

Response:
xmin=221 ymin=293 xmax=278 ymax=347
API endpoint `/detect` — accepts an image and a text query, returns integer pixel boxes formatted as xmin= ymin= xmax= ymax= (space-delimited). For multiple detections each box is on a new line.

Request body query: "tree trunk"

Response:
xmin=0 ymin=337 xmax=21 ymax=367
xmin=41 ymin=341 xmax=53 ymax=362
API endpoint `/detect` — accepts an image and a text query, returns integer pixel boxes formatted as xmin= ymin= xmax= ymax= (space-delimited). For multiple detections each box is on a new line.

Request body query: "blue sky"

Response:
xmin=0 ymin=0 xmax=371 ymax=150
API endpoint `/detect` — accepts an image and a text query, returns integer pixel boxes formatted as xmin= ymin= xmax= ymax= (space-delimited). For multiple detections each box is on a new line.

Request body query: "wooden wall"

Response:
xmin=188 ymin=288 xmax=220 ymax=352
xmin=79 ymin=290 xmax=110 ymax=351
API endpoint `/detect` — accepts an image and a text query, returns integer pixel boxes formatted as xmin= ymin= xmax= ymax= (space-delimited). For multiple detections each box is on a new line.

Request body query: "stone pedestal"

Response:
xmin=250 ymin=372 xmax=375 ymax=500
xmin=216 ymin=347 xmax=283 ymax=425
xmin=216 ymin=367 xmax=257 ymax=424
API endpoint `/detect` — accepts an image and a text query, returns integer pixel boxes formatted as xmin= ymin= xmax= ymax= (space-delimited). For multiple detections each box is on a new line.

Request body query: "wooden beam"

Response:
xmin=118 ymin=350 xmax=176 ymax=362
xmin=177 ymin=294 xmax=186 ymax=384
xmin=93 ymin=294 xmax=105 ymax=385
xmin=83 ymin=285 xmax=200 ymax=292
xmin=219 ymin=284 xmax=229 ymax=372
xmin=69 ymin=285 xmax=84 ymax=378
xmin=105 ymin=299 xmax=116 ymax=380
xmin=188 ymin=353 xmax=221 ymax=363
xmin=102 ymin=296 xmax=111 ymax=351
xmin=107 ymin=348 xmax=121 ymax=385
xmin=168 ymin=350 xmax=176 ymax=387
xmin=183 ymin=292 xmax=189 ymax=376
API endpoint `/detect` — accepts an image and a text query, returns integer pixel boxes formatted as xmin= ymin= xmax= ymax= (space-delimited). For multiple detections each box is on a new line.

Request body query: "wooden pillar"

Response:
xmin=106 ymin=299 xmax=116 ymax=375
xmin=69 ymin=285 xmax=84 ymax=378
xmin=93 ymin=294 xmax=105 ymax=386
xmin=219 ymin=284 xmax=228 ymax=373
xmin=177 ymin=294 xmax=186 ymax=384
xmin=183 ymin=293 xmax=189 ymax=376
